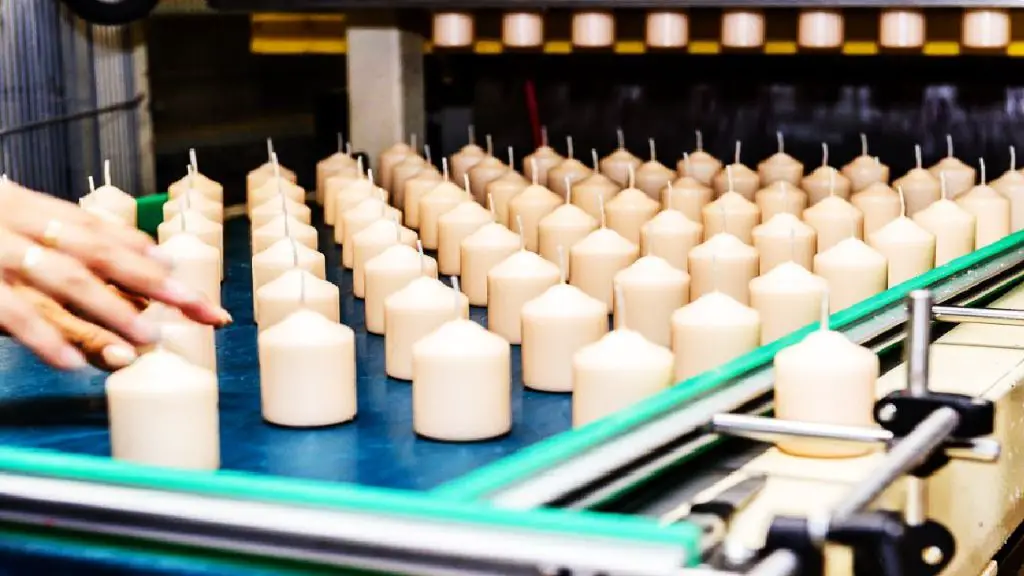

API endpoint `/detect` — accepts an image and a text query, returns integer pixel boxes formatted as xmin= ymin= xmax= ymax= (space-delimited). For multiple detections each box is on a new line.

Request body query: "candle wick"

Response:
xmin=628 ymin=164 xmax=636 ymax=190
xmin=614 ymin=282 xmax=626 ymax=332
xmin=776 ymin=131 xmax=784 ymax=155
xmin=683 ymin=152 xmax=691 ymax=175
xmin=734 ymin=140 xmax=741 ymax=165
xmin=946 ymin=134 xmax=953 ymax=158
xmin=189 ymin=148 xmax=199 ymax=172
xmin=557 ymin=245 xmax=567 ymax=284
xmin=290 ymin=238 xmax=299 ymax=269
xmin=410 ymin=133 xmax=418 ymax=154
xmin=915 ymin=144 xmax=922 ymax=171
xmin=450 ymin=276 xmax=461 ymax=319
xmin=88 ymin=175 xmax=95 ymax=194
xmin=267 ymin=138 xmax=275 ymax=162
xmin=463 ymin=173 xmax=472 ymax=196
xmin=468 ymin=124 xmax=476 ymax=146
xmin=860 ymin=133 xmax=868 ymax=158
xmin=820 ymin=286 xmax=830 ymax=331
xmin=424 ymin=144 xmax=432 ymax=166
xmin=565 ymin=175 xmax=572 ymax=205
xmin=417 ymin=240 xmax=425 ymax=275
xmin=367 ymin=168 xmax=375 ymax=187
xmin=566 ymin=136 xmax=575 ymax=161
xmin=516 ymin=215 xmax=525 ymax=251
xmin=616 ymin=127 xmax=625 ymax=151
xmin=821 ymin=142 xmax=828 ymax=168
xmin=695 ymin=130 xmax=703 ymax=153
xmin=726 ymin=164 xmax=735 ymax=193
xmin=531 ymin=157 xmax=539 ymax=187
xmin=507 ymin=146 xmax=514 ymax=169
xmin=187 ymin=164 xmax=196 ymax=192
xmin=940 ymin=171 xmax=948 ymax=201
xmin=591 ymin=149 xmax=600 ymax=172
xmin=337 ymin=132 xmax=344 ymax=154
xmin=299 ymin=266 xmax=307 ymax=305
xmin=485 ymin=134 xmax=493 ymax=157
xmin=104 ymin=159 xmax=111 ymax=187
xmin=442 ymin=157 xmax=449 ymax=182
xmin=898 ymin=185 xmax=907 ymax=219
xmin=487 ymin=193 xmax=496 ymax=221
xmin=598 ymin=191 xmax=607 ymax=229
xmin=1012 ymin=146 xmax=1018 ymax=172
xmin=666 ymin=181 xmax=676 ymax=210
xmin=541 ymin=125 xmax=549 ymax=148
xmin=345 ymin=142 xmax=353 ymax=156
xmin=648 ymin=138 xmax=656 ymax=162
xmin=271 ymin=152 xmax=281 ymax=181
xmin=979 ymin=157 xmax=987 ymax=186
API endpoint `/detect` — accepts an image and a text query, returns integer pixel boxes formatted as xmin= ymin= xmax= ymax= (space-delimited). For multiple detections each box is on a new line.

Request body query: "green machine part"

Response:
xmin=137 ymin=193 xmax=168 ymax=237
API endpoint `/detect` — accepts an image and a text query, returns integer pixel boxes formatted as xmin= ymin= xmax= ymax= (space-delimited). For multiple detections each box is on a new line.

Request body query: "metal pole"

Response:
xmin=906 ymin=290 xmax=932 ymax=398
xmin=711 ymin=414 xmax=892 ymax=445
xmin=933 ymin=305 xmax=1024 ymax=326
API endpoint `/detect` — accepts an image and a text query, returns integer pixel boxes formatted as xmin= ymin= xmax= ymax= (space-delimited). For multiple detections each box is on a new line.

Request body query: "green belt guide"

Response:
xmin=137 ymin=193 xmax=169 ymax=237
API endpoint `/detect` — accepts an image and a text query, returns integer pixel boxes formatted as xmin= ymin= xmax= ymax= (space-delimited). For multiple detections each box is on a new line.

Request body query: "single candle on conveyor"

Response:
xmin=524 ymin=126 xmax=564 ymax=186
xmin=991 ymin=146 xmax=1024 ymax=232
xmin=572 ymin=149 xmax=621 ymax=221
xmin=538 ymin=176 xmax=599 ymax=266
xmin=384 ymin=276 xmax=469 ymax=380
xmin=403 ymin=166 xmax=444 ymax=230
xmin=573 ymin=284 xmax=674 ymax=427
xmin=259 ymin=309 xmax=357 ymax=427
xmin=634 ymin=138 xmax=676 ymax=200
xmin=754 ymin=180 xmax=807 ymax=223
xmin=461 ymin=214 xmax=521 ymax=306
xmin=419 ymin=165 xmax=472 ymax=252
xmin=665 ymin=157 xmax=713 ymax=222
xmin=892 ymin=145 xmax=940 ymax=217
xmin=390 ymin=146 xmax=431 ymax=212
xmin=251 ymin=194 xmax=312 ymax=230
xmin=335 ymin=170 xmax=391 ymax=244
xmin=451 ymin=125 xmax=487 ymax=186
xmin=640 ymin=208 xmax=703 ymax=272
xmin=365 ymin=241 xmax=439 ymax=335
xmin=521 ymin=246 xmax=608 ymax=392
xmin=251 ymin=214 xmax=318 ymax=255
xmin=868 ymin=187 xmax=935 ymax=288
xmin=569 ymin=196 xmax=640 ymax=312
xmin=352 ymin=217 xmax=418 ymax=298
xmin=956 ymin=158 xmax=1011 ymax=249
xmin=169 ymin=149 xmax=224 ymax=203
xmin=81 ymin=160 xmax=137 ymax=227
xmin=251 ymin=238 xmax=326 ymax=310
xmin=850 ymin=181 xmax=900 ymax=237
xmin=712 ymin=141 xmax=759 ymax=200
xmin=757 ymin=131 xmax=803 ymax=186
xmin=327 ymin=157 xmax=368 ymax=227
xmin=249 ymin=165 xmax=305 ymax=215
xmin=468 ymin=135 xmax=509 ymax=204
xmin=688 ymin=232 xmax=759 ymax=305
xmin=487 ymin=218 xmax=561 ymax=344
xmin=751 ymin=213 xmax=816 ymax=273
xmin=341 ymin=191 xmax=401 ymax=268
xmin=599 ymin=128 xmax=643 ymax=187
xmin=677 ymin=130 xmax=722 ymax=186
xmin=802 ymin=170 xmax=864 ymax=252
xmin=157 ymin=209 xmax=224 ymax=277
xmin=106 ymin=349 xmax=219 ymax=470
xmin=438 ymin=195 xmax=492 ymax=276
xmin=155 ymin=233 xmax=221 ymax=307
xmin=812 ymin=233 xmax=886 ymax=312
xmin=912 ymin=172 xmax=977 ymax=266
xmin=842 ymin=133 xmax=890 ymax=192
xmin=702 ymin=167 xmax=761 ymax=244
xmin=670 ymin=288 xmax=759 ymax=381
xmin=548 ymin=136 xmax=594 ymax=198
xmin=605 ymin=165 xmax=661 ymax=245
xmin=413 ymin=279 xmax=512 ymax=442
xmin=256 ymin=268 xmax=340 ymax=331
xmin=486 ymin=147 xmax=530 ymax=227
xmin=138 ymin=303 xmax=216 ymax=372
xmin=247 ymin=139 xmax=296 ymax=200
xmin=801 ymin=143 xmax=851 ymax=205
xmin=378 ymin=134 xmax=415 ymax=193
xmin=749 ymin=261 xmax=826 ymax=343
xmin=614 ymin=255 xmax=689 ymax=347
xmin=315 ymin=134 xmax=355 ymax=205
xmin=164 ymin=166 xmax=223 ymax=221
xmin=774 ymin=291 xmax=879 ymax=458
xmin=927 ymin=134 xmax=976 ymax=198
xmin=508 ymin=161 xmax=563 ymax=252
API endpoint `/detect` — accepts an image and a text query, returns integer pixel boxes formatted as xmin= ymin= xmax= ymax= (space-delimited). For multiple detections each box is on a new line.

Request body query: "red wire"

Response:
xmin=524 ymin=79 xmax=542 ymax=148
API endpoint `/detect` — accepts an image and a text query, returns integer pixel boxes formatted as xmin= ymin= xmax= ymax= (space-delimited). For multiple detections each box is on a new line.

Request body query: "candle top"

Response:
xmin=255 ymin=214 xmax=316 ymax=237
xmin=803 ymin=195 xmax=860 ymax=218
xmin=261 ymin=309 xmax=353 ymax=344
xmin=387 ymin=276 xmax=465 ymax=310
xmin=816 ymin=237 xmax=886 ymax=265
xmin=82 ymin=203 xmax=126 ymax=224
xmin=804 ymin=166 xmax=849 ymax=187
xmin=395 ymin=154 xmax=426 ymax=169
xmin=463 ymin=221 xmax=521 ymax=248
xmin=338 ymin=178 xmax=376 ymax=198
xmin=414 ymin=318 xmax=509 ymax=355
xmin=106 ymin=348 xmax=214 ymax=390
xmin=319 ymin=149 xmax=355 ymax=167
xmin=162 ymin=210 xmax=221 ymax=234
xmin=166 ymin=189 xmax=219 ymax=211
xmin=254 ymin=175 xmax=303 ymax=197
xmin=575 ymin=171 xmax=620 ymax=192
xmin=252 ymin=195 xmax=309 ymax=218
xmin=690 ymin=232 xmax=759 ymax=259
xmin=957 ymin=183 xmax=1007 ymax=203
xmin=572 ymin=227 xmax=638 ymax=255
xmin=752 ymin=212 xmax=815 ymax=238
xmin=643 ymin=209 xmax=702 ymax=234
xmin=257 ymin=267 xmax=337 ymax=299
xmin=455 ymin=143 xmax=485 ymax=157
xmin=326 ymin=169 xmax=361 ymax=189
xmin=85 ymin=184 xmax=133 ymax=205
xmin=383 ymin=141 xmax=413 ymax=156
xmin=722 ymin=162 xmax=757 ymax=179
xmin=777 ymin=328 xmax=878 ymax=368
xmin=636 ymin=159 xmax=674 ymax=178
xmin=411 ymin=168 xmax=443 ymax=183
xmin=602 ymin=148 xmax=641 ymax=164
xmin=490 ymin=249 xmax=561 ymax=278
xmin=353 ymin=218 xmax=417 ymax=246
xmin=541 ymin=202 xmax=597 ymax=227
xmin=759 ymin=151 xmax=802 ymax=169
xmin=929 ymin=155 xmax=974 ymax=174
xmin=913 ymin=198 xmax=976 ymax=224
xmin=365 ymin=243 xmax=430 ymax=271
xmin=615 ymin=255 xmax=689 ymax=285
xmin=470 ymin=155 xmax=506 ymax=172
xmin=172 ymin=169 xmax=222 ymax=192
xmin=491 ymin=170 xmax=529 ymax=186
xmin=253 ymin=160 xmax=295 ymax=177
xmin=869 ymin=216 xmax=934 ymax=245
xmin=749 ymin=261 xmax=826 ymax=294
xmin=671 ymin=290 xmax=760 ymax=325
xmin=672 ymin=175 xmax=712 ymax=192
xmin=843 ymin=154 xmax=886 ymax=172
xmin=687 ymin=149 xmax=721 ymax=165
xmin=527 ymin=145 xmax=562 ymax=159
xmin=158 ymin=231 xmax=220 ymax=258
xmin=552 ymin=157 xmax=592 ymax=175
xmin=898 ymin=167 xmax=939 ymax=184
xmin=510 ymin=184 xmax=562 ymax=208
xmin=706 ymin=191 xmax=759 ymax=214
xmin=424 ymin=181 xmax=467 ymax=201
xmin=253 ymin=237 xmax=322 ymax=266
xmin=345 ymin=196 xmax=391 ymax=220
xmin=852 ymin=182 xmax=897 ymax=200
xmin=755 ymin=180 xmax=803 ymax=197
xmin=607 ymin=187 xmax=659 ymax=210
xmin=440 ymin=200 xmax=492 ymax=225
xmin=574 ymin=328 xmax=673 ymax=368
xmin=522 ymin=283 xmax=606 ymax=317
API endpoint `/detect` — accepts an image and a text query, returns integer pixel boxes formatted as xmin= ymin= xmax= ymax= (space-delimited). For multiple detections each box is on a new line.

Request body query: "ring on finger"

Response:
xmin=41 ymin=219 xmax=64 ymax=249
xmin=19 ymin=245 xmax=45 ymax=275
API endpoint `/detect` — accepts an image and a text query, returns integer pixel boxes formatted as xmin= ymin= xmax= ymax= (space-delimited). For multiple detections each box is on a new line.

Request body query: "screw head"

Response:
xmin=878 ymin=403 xmax=897 ymax=422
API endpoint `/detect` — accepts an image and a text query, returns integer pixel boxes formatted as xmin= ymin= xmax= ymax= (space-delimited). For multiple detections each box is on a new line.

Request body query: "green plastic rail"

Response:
xmin=137 ymin=193 xmax=168 ymax=237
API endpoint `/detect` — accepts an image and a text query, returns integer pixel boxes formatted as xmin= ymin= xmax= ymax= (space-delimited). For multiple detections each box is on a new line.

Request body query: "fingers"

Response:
xmin=0 ymin=283 xmax=86 ymax=370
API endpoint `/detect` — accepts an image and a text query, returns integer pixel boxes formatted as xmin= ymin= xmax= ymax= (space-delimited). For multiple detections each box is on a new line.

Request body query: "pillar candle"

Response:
xmin=251 ymin=215 xmax=318 ymax=256
xmin=332 ymin=173 xmax=379 ymax=238
xmin=688 ymin=233 xmax=759 ymax=305
xmin=962 ymin=9 xmax=1011 ymax=49
xmin=802 ymin=192 xmax=864 ymax=253
xmin=756 ymin=131 xmax=803 ymax=186
xmin=892 ymin=145 xmax=941 ymax=216
xmin=721 ymin=9 xmax=766 ymax=47
xmin=106 ymin=349 xmax=219 ymax=470
xmin=614 ymin=255 xmax=689 ymax=347
xmin=250 ymin=177 xmax=305 ymax=215
xmin=82 ymin=161 xmax=137 ymax=227
xmin=259 ymin=309 xmax=356 ymax=427
xmin=461 ymin=221 xmax=521 ymax=306
xmin=749 ymin=261 xmax=826 ymax=343
xmin=548 ymin=137 xmax=594 ymax=198
xmin=701 ymin=186 xmax=761 ymax=244
xmin=751 ymin=213 xmax=816 ymax=274
xmin=754 ymin=180 xmax=807 ymax=223
xmin=390 ymin=153 xmax=427 ymax=211
xmin=879 ymin=9 xmax=925 ymax=48
xmin=403 ymin=169 xmax=443 ymax=230
xmin=599 ymin=129 xmax=643 ymax=187
xmin=801 ymin=144 xmax=851 ymax=204
xmin=956 ymin=159 xmax=1011 ymax=249
xmin=572 ymin=11 xmax=615 ymax=47
xmin=352 ymin=218 xmax=418 ymax=298
xmin=712 ymin=142 xmax=759 ymax=200
xmin=139 ymin=303 xmax=216 ymax=372
xmin=798 ymin=9 xmax=844 ymax=48
xmin=868 ymin=213 xmax=935 ymax=288
xmin=851 ymin=182 xmax=901 ymax=237
xmin=413 ymin=317 xmax=511 ymax=441
xmin=569 ymin=225 xmax=639 ymax=312
xmin=774 ymin=304 xmax=879 ymax=458
xmin=251 ymin=238 xmax=326 ymax=307
xmin=634 ymin=138 xmax=675 ymax=200
xmin=927 ymin=135 xmax=976 ymax=198
xmin=664 ymin=166 xmax=713 ymax=222
xmin=812 ymin=237 xmax=886 ymax=312
xmin=842 ymin=134 xmax=890 ymax=192
xmin=991 ymin=146 xmax=1024 ymax=232
xmin=365 ymin=243 xmax=439 ymax=334
xmin=170 ymin=151 xmax=224 ymax=203
xmin=451 ymin=126 xmax=486 ymax=185
xmin=438 ymin=200 xmax=492 ymax=275
xmin=538 ymin=181 xmax=599 ymax=266
xmin=247 ymin=144 xmax=296 ymax=196
xmin=523 ymin=129 xmax=564 ymax=186
xmin=325 ymin=164 xmax=364 ymax=226
xmin=256 ymin=268 xmax=340 ymax=331
xmin=572 ymin=149 xmax=621 ymax=221
xmin=316 ymin=139 xmax=355 ymax=204
xmin=487 ymin=249 xmax=561 ymax=344
xmin=486 ymin=168 xmax=530 ymax=227
xmin=467 ymin=136 xmax=508 ymax=203
xmin=419 ymin=179 xmax=469 ymax=250
xmin=342 ymin=196 xmax=401 ymax=268
xmin=384 ymin=276 xmax=469 ymax=380
xmin=378 ymin=138 xmax=414 ymax=193
xmin=670 ymin=290 xmax=760 ymax=381
xmin=605 ymin=167 xmax=661 ymax=244
xmin=80 ymin=202 xmax=126 ymax=225
xmin=155 ymin=233 xmax=220 ymax=307
xmin=640 ymin=209 xmax=703 ymax=271
xmin=157 ymin=211 xmax=224 ymax=276
xmin=646 ymin=10 xmax=689 ymax=47
xmin=678 ymin=130 xmax=722 ymax=186
xmin=913 ymin=173 xmax=977 ymax=266
xmin=164 ymin=189 xmax=223 ymax=224
xmin=251 ymin=195 xmax=312 ymax=229
xmin=508 ymin=177 xmax=564 ymax=253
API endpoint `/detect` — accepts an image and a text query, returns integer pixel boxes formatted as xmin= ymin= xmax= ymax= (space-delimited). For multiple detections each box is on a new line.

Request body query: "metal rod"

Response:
xmin=711 ymin=414 xmax=892 ymax=444
xmin=0 ymin=94 xmax=144 ymax=139
xmin=933 ymin=305 xmax=1024 ymax=326
xmin=906 ymin=290 xmax=933 ymax=398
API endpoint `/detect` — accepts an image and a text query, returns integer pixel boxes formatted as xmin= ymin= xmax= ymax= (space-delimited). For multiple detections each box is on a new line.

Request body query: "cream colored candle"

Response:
xmin=798 ymin=9 xmax=844 ymax=48
xmin=634 ymin=139 xmax=675 ymax=200
xmin=352 ymin=218 xmax=418 ymax=298
xmin=487 ymin=244 xmax=561 ymax=344
xmin=613 ymin=255 xmax=689 ymax=347
xmin=928 ymin=135 xmax=976 ymax=198
xmin=670 ymin=290 xmax=760 ymax=381
xmin=438 ymin=200 xmax=492 ymax=275
xmin=956 ymin=159 xmax=1011 ymax=249
xmin=801 ymin=143 xmax=851 ymax=204
xmin=164 ymin=187 xmax=223 ymax=224
xmin=365 ymin=242 xmax=439 ymax=334
xmin=251 ymin=215 xmax=318 ymax=256
xmin=390 ymin=151 xmax=428 ymax=211
xmin=868 ymin=200 xmax=935 ymax=288
xmin=247 ymin=141 xmax=296 ymax=197
xmin=251 ymin=195 xmax=312 ymax=230
xmin=754 ymin=180 xmax=807 ymax=223
xmin=325 ymin=163 xmax=363 ymax=226
xmin=893 ymin=145 xmax=941 ymax=216
xmin=774 ymin=300 xmax=878 ymax=458
xmin=251 ymin=238 xmax=326 ymax=305
xmin=403 ymin=169 xmax=443 ymax=230
xmin=812 ymin=237 xmax=886 ymax=312
xmin=677 ymin=130 xmax=722 ymax=186
xmin=851 ymin=182 xmax=901 ymax=237
xmin=749 ymin=261 xmax=826 ymax=343
xmin=250 ymin=173 xmax=305 ymax=215
xmin=139 ymin=304 xmax=216 ymax=372
xmin=757 ymin=131 xmax=803 ymax=186
xmin=80 ymin=201 xmax=126 ymax=225
xmin=384 ymin=276 xmax=469 ymax=380
xmin=712 ymin=142 xmax=759 ymax=200
xmin=640 ymin=209 xmax=702 ymax=271
xmin=461 ymin=221 xmax=521 ymax=306
xmin=316 ymin=137 xmax=355 ymax=204
xmin=599 ymin=129 xmax=642 ymax=187
xmin=569 ymin=203 xmax=639 ymax=311
xmin=962 ymin=9 xmax=1011 ymax=49
xmin=548 ymin=137 xmax=594 ymax=198
xmin=486 ymin=166 xmax=529 ymax=227
xmin=879 ymin=9 xmax=925 ymax=48
xmin=538 ymin=178 xmax=598 ymax=266
xmin=508 ymin=167 xmax=563 ymax=252
xmin=721 ymin=9 xmax=765 ymax=48
xmin=688 ymin=233 xmax=759 ymax=305
xmin=572 ymin=149 xmax=621 ymax=221
xmin=154 ymin=233 xmax=221 ymax=307
xmin=842 ymin=134 xmax=890 ymax=192
xmin=646 ymin=10 xmax=689 ymax=47
xmin=106 ymin=349 xmax=219 ymax=470
xmin=332 ymin=167 xmax=378 ymax=237
xmin=523 ymin=128 xmax=564 ymax=186
xmin=913 ymin=173 xmax=977 ymax=266
xmin=259 ymin=309 xmax=356 ymax=427
xmin=451 ymin=125 xmax=487 ymax=186
xmin=157 ymin=210 xmax=224 ymax=277
xmin=572 ymin=11 xmax=615 ymax=48
xmin=664 ymin=163 xmax=713 ymax=222
xmin=256 ymin=268 xmax=340 ymax=331
xmin=341 ymin=195 xmax=401 ymax=268
xmin=573 ymin=292 xmax=674 ymax=428
xmin=605 ymin=166 xmax=661 ymax=244
xmin=468 ymin=136 xmax=508 ymax=203
xmin=378 ymin=137 xmax=414 ymax=193
xmin=81 ymin=161 xmax=136 ymax=227
xmin=751 ymin=213 xmax=816 ymax=273
xmin=521 ymin=252 xmax=608 ymax=392
xmin=702 ymin=174 xmax=761 ymax=244
xmin=802 ymin=185 xmax=864 ymax=252
xmin=419 ymin=177 xmax=469 ymax=251
xmin=169 ymin=150 xmax=224 ymax=203
xmin=993 ymin=146 xmax=1024 ymax=232
xmin=413 ymin=314 xmax=511 ymax=441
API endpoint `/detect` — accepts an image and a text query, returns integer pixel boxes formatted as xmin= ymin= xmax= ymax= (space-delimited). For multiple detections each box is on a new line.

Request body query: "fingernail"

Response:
xmin=102 ymin=344 xmax=138 ymax=368
xmin=218 ymin=308 xmax=233 ymax=324
xmin=161 ymin=279 xmax=199 ymax=304
xmin=147 ymin=246 xmax=175 ymax=269
xmin=60 ymin=347 xmax=88 ymax=370
xmin=132 ymin=317 xmax=162 ymax=344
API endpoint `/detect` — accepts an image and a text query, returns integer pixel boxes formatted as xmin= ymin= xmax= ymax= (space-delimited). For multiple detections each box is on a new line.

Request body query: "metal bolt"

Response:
xmin=877 ymin=403 xmax=897 ymax=422
xmin=922 ymin=546 xmax=943 ymax=565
